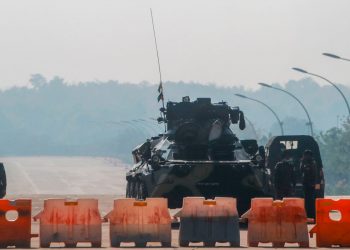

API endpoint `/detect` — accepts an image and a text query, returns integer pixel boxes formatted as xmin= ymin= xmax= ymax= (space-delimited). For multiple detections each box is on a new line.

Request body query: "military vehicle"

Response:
xmin=126 ymin=97 xmax=273 ymax=214
xmin=264 ymin=135 xmax=325 ymax=198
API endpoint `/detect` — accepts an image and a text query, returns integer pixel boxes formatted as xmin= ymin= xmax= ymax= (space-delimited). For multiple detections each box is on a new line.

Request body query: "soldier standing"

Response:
xmin=300 ymin=150 xmax=320 ymax=218
xmin=274 ymin=151 xmax=296 ymax=200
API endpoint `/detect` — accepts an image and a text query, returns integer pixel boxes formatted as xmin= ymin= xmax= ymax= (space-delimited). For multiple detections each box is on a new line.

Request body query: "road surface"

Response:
xmin=0 ymin=157 xmax=331 ymax=249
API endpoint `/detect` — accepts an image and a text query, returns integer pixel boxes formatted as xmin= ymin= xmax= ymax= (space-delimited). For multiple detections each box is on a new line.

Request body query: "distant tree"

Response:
xmin=49 ymin=76 xmax=65 ymax=87
xmin=318 ymin=119 xmax=350 ymax=194
xmin=30 ymin=74 xmax=47 ymax=89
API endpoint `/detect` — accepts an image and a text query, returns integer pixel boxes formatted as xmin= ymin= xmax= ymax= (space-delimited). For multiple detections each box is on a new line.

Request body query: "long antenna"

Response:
xmin=150 ymin=8 xmax=166 ymax=131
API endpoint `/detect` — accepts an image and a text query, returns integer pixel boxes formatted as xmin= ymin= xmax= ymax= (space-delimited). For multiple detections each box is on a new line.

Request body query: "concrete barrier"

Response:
xmin=242 ymin=198 xmax=309 ymax=247
xmin=34 ymin=199 xmax=102 ymax=248
xmin=104 ymin=198 xmax=171 ymax=247
xmin=177 ymin=197 xmax=240 ymax=247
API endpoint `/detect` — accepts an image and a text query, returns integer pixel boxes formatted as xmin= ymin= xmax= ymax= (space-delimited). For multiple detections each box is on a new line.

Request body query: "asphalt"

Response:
xmin=0 ymin=157 xmax=330 ymax=249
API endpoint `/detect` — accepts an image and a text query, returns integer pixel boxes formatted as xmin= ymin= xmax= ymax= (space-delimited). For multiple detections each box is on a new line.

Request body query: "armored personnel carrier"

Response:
xmin=126 ymin=97 xmax=273 ymax=214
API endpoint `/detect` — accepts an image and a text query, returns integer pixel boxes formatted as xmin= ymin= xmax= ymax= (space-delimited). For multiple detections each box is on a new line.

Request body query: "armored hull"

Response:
xmin=127 ymin=160 xmax=271 ymax=214
xmin=126 ymin=97 xmax=273 ymax=214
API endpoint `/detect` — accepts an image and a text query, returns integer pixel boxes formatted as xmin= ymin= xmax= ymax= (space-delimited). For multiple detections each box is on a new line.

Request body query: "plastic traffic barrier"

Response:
xmin=177 ymin=197 xmax=240 ymax=247
xmin=104 ymin=198 xmax=171 ymax=247
xmin=0 ymin=199 xmax=37 ymax=248
xmin=310 ymin=198 xmax=350 ymax=247
xmin=34 ymin=199 xmax=102 ymax=248
xmin=242 ymin=198 xmax=309 ymax=247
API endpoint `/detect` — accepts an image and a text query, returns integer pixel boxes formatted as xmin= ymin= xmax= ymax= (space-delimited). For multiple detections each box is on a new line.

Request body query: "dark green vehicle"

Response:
xmin=126 ymin=97 xmax=273 ymax=214
xmin=265 ymin=135 xmax=325 ymax=198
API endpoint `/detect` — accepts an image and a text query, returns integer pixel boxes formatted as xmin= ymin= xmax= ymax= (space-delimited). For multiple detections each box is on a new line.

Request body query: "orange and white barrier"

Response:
xmin=310 ymin=198 xmax=350 ymax=247
xmin=177 ymin=197 xmax=240 ymax=247
xmin=0 ymin=199 xmax=37 ymax=248
xmin=242 ymin=198 xmax=309 ymax=247
xmin=104 ymin=198 xmax=171 ymax=247
xmin=34 ymin=199 xmax=102 ymax=248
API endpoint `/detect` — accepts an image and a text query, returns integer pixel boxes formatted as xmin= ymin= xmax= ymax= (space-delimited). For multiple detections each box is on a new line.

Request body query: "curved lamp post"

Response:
xmin=323 ymin=52 xmax=350 ymax=62
xmin=243 ymin=115 xmax=259 ymax=140
xmin=258 ymin=82 xmax=313 ymax=136
xmin=235 ymin=93 xmax=284 ymax=135
xmin=292 ymin=67 xmax=350 ymax=116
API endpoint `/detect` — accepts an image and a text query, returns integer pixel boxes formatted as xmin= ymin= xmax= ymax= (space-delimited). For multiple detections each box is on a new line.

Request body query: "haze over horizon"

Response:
xmin=0 ymin=0 xmax=349 ymax=89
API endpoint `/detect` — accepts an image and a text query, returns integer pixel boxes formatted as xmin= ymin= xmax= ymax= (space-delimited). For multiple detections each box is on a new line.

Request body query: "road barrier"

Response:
xmin=104 ymin=198 xmax=171 ymax=247
xmin=177 ymin=197 xmax=240 ymax=247
xmin=310 ymin=198 xmax=350 ymax=247
xmin=0 ymin=199 xmax=37 ymax=248
xmin=34 ymin=199 xmax=102 ymax=248
xmin=242 ymin=198 xmax=309 ymax=247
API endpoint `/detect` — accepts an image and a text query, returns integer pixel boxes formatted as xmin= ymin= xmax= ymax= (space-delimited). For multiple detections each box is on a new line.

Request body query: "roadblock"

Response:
xmin=34 ymin=199 xmax=102 ymax=248
xmin=310 ymin=198 xmax=350 ymax=247
xmin=104 ymin=198 xmax=171 ymax=247
xmin=177 ymin=197 xmax=240 ymax=247
xmin=0 ymin=199 xmax=36 ymax=248
xmin=242 ymin=198 xmax=309 ymax=247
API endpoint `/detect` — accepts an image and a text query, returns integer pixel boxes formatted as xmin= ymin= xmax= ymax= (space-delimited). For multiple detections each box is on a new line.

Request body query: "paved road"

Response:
xmin=2 ymin=157 xmax=128 ymax=195
xmin=0 ymin=157 xmax=333 ymax=249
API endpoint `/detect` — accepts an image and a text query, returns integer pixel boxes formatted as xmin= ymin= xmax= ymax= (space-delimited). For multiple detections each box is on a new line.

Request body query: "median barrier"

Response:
xmin=177 ymin=197 xmax=240 ymax=247
xmin=242 ymin=198 xmax=309 ymax=247
xmin=310 ymin=198 xmax=350 ymax=247
xmin=104 ymin=198 xmax=171 ymax=247
xmin=0 ymin=199 xmax=37 ymax=248
xmin=34 ymin=199 xmax=102 ymax=248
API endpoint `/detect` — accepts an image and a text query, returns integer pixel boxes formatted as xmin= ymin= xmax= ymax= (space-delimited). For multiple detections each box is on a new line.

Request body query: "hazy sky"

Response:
xmin=0 ymin=0 xmax=349 ymax=89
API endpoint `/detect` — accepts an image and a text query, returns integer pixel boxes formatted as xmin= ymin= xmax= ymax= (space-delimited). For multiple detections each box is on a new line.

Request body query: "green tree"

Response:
xmin=318 ymin=120 xmax=350 ymax=194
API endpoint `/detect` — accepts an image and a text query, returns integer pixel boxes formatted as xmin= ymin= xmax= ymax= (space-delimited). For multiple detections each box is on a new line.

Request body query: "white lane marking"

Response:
xmin=13 ymin=160 xmax=40 ymax=194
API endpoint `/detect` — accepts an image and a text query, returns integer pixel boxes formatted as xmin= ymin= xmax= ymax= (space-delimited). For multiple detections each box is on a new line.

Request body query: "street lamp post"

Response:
xmin=292 ymin=67 xmax=350 ymax=116
xmin=323 ymin=52 xmax=350 ymax=62
xmin=258 ymin=82 xmax=314 ymax=136
xmin=235 ymin=93 xmax=284 ymax=135
xmin=243 ymin=115 xmax=259 ymax=140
